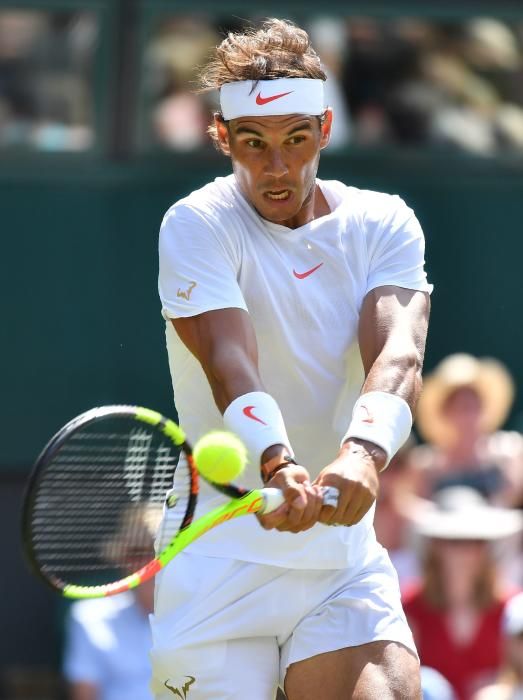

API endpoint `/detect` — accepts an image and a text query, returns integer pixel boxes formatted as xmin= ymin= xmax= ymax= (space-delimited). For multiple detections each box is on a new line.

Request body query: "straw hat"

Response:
xmin=416 ymin=353 xmax=515 ymax=448
xmin=414 ymin=486 xmax=523 ymax=541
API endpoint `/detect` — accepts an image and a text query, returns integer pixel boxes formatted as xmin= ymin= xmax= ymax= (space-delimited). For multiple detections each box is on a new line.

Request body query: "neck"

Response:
xmin=445 ymin=435 xmax=482 ymax=466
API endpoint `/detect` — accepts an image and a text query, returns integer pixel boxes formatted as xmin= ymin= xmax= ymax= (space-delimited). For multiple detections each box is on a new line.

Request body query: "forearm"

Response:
xmin=361 ymin=345 xmax=424 ymax=412
xmin=205 ymin=345 xmax=264 ymax=412
xmin=358 ymin=286 xmax=430 ymax=412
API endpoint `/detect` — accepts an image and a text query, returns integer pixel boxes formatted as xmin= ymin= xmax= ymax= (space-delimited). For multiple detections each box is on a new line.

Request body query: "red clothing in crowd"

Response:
xmin=402 ymin=584 xmax=511 ymax=700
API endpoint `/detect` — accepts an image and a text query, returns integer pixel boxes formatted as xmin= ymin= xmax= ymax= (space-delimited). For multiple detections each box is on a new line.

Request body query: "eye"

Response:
xmin=246 ymin=139 xmax=263 ymax=148
xmin=287 ymin=135 xmax=307 ymax=145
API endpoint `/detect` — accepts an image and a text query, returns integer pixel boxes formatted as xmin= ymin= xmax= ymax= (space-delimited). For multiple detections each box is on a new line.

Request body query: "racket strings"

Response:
xmin=29 ymin=419 xmax=192 ymax=585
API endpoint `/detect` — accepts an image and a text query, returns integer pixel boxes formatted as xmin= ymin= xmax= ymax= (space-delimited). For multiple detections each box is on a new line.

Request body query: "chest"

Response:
xmin=237 ymin=220 xmax=368 ymax=341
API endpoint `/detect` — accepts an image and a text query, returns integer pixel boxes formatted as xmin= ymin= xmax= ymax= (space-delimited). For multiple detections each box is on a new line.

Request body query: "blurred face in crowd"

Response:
xmin=432 ymin=538 xmax=489 ymax=600
xmin=442 ymin=386 xmax=483 ymax=436
xmin=216 ymin=110 xmax=332 ymax=229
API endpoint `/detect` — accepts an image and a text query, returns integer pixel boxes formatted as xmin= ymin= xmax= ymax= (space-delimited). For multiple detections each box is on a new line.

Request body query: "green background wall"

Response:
xmin=4 ymin=153 xmax=523 ymax=470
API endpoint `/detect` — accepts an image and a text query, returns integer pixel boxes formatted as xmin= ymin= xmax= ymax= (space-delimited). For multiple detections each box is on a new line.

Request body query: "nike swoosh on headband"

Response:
xmin=255 ymin=91 xmax=293 ymax=106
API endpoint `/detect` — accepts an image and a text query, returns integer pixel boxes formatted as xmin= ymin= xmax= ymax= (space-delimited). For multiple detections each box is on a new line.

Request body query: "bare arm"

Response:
xmin=171 ymin=307 xmax=263 ymax=412
xmin=358 ymin=285 xmax=430 ymax=412
xmin=171 ymin=307 xmax=325 ymax=531
xmin=314 ymin=285 xmax=430 ymax=524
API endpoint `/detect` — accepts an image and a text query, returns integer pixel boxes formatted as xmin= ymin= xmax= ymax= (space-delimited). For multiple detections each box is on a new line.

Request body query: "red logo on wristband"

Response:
xmin=357 ymin=405 xmax=374 ymax=423
xmin=243 ymin=406 xmax=267 ymax=425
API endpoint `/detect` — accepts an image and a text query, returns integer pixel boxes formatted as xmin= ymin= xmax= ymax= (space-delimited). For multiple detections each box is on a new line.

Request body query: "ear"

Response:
xmin=319 ymin=108 xmax=333 ymax=150
xmin=215 ymin=114 xmax=231 ymax=156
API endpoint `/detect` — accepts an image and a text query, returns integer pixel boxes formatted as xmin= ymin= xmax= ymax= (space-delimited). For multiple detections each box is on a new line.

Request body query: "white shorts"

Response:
xmin=149 ymin=541 xmax=416 ymax=700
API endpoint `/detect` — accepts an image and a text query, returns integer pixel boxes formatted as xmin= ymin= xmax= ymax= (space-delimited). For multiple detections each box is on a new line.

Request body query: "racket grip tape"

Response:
xmin=259 ymin=486 xmax=340 ymax=514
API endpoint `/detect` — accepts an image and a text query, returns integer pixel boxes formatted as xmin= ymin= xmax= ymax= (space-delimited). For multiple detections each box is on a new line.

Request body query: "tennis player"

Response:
xmin=153 ymin=18 xmax=431 ymax=700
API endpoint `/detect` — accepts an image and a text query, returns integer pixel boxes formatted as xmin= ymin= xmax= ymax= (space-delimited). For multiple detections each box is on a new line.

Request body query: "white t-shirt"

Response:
xmin=158 ymin=174 xmax=432 ymax=569
xmin=63 ymin=593 xmax=153 ymax=700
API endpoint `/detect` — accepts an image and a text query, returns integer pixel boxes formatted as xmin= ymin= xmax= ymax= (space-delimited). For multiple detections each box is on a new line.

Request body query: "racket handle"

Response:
xmin=259 ymin=485 xmax=340 ymax=514
xmin=259 ymin=487 xmax=285 ymax=514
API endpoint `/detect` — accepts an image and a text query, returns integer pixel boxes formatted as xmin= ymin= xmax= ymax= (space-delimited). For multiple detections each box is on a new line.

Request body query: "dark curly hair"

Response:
xmin=197 ymin=18 xmax=326 ymax=145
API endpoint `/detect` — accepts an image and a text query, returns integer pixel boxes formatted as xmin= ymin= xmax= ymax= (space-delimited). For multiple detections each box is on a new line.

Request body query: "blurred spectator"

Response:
xmin=62 ymin=504 xmax=160 ymax=700
xmin=412 ymin=354 xmax=523 ymax=508
xmin=344 ymin=16 xmax=523 ymax=154
xmin=0 ymin=9 xmax=96 ymax=151
xmin=403 ymin=486 xmax=523 ymax=700
xmin=143 ymin=14 xmax=523 ymax=156
xmin=144 ymin=16 xmax=219 ymax=150
xmin=474 ymin=592 xmax=523 ymax=699
xmin=374 ymin=436 xmax=421 ymax=585
xmin=307 ymin=17 xmax=351 ymax=148
xmin=421 ymin=665 xmax=458 ymax=700
xmin=63 ymin=586 xmax=154 ymax=700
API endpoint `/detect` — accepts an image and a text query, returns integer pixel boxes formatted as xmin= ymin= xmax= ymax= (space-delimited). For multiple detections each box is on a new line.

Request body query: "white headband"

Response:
xmin=220 ymin=78 xmax=325 ymax=120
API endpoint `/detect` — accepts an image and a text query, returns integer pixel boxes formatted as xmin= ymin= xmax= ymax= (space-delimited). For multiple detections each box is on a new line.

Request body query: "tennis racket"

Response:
xmin=22 ymin=405 xmax=339 ymax=599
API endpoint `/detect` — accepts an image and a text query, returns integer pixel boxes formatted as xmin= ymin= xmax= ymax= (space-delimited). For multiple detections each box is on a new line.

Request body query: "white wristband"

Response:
xmin=223 ymin=392 xmax=294 ymax=467
xmin=341 ymin=391 xmax=412 ymax=468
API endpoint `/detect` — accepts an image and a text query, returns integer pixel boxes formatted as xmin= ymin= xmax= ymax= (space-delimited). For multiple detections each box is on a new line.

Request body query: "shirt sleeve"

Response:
xmin=62 ymin=608 xmax=103 ymax=685
xmin=365 ymin=194 xmax=433 ymax=295
xmin=158 ymin=203 xmax=248 ymax=319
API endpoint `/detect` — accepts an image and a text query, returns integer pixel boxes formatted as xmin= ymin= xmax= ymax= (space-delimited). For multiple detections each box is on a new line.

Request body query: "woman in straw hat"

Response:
xmin=403 ymin=486 xmax=523 ymax=700
xmin=412 ymin=353 xmax=523 ymax=507
xmin=474 ymin=591 xmax=523 ymax=700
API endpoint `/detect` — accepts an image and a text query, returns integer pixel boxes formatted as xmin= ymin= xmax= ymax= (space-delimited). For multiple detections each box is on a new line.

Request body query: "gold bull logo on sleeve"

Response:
xmin=164 ymin=676 xmax=196 ymax=698
xmin=176 ymin=281 xmax=197 ymax=301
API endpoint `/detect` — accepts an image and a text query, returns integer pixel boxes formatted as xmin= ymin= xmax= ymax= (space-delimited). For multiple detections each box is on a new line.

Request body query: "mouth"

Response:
xmin=264 ymin=189 xmax=292 ymax=201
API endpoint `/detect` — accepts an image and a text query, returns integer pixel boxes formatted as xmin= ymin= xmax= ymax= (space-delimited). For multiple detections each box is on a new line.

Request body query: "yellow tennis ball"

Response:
xmin=193 ymin=431 xmax=247 ymax=484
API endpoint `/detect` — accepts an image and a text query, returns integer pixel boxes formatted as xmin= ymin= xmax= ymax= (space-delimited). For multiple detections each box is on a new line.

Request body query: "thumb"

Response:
xmin=278 ymin=469 xmax=308 ymax=510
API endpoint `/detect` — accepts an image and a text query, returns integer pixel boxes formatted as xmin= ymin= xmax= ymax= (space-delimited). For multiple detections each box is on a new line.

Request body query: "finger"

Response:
xmin=318 ymin=503 xmax=338 ymax=525
xmin=284 ymin=484 xmax=324 ymax=532
xmin=318 ymin=482 xmax=353 ymax=525
xmin=257 ymin=502 xmax=290 ymax=530
xmin=346 ymin=495 xmax=374 ymax=526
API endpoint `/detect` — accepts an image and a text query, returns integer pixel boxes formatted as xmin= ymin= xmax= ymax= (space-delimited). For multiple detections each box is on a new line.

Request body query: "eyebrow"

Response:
xmin=233 ymin=122 xmax=313 ymax=137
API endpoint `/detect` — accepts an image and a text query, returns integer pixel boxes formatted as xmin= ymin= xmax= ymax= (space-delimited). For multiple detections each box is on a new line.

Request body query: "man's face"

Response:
xmin=216 ymin=110 xmax=332 ymax=228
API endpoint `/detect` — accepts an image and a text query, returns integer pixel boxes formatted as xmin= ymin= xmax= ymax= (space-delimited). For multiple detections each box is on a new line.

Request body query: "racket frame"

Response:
xmin=22 ymin=405 xmax=338 ymax=600
xmin=21 ymin=405 xmax=198 ymax=596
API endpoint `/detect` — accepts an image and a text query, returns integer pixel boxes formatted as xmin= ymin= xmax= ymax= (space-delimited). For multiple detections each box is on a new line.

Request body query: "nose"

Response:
xmin=264 ymin=147 xmax=289 ymax=179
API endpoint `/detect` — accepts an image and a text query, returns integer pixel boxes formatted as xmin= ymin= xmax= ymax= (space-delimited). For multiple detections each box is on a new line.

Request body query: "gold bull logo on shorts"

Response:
xmin=164 ymin=676 xmax=196 ymax=698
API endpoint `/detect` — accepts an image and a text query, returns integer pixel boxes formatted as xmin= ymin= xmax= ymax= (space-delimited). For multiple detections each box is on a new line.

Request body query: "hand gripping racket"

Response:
xmin=22 ymin=405 xmax=339 ymax=599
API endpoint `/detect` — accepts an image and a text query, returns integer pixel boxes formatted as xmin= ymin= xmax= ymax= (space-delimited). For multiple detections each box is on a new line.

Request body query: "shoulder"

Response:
xmin=344 ymin=185 xmax=414 ymax=223
xmin=162 ymin=174 xmax=241 ymax=228
xmin=409 ymin=443 xmax=440 ymax=471
xmin=473 ymin=684 xmax=515 ymax=700
xmin=486 ymin=430 xmax=523 ymax=460
xmin=327 ymin=182 xmax=422 ymax=241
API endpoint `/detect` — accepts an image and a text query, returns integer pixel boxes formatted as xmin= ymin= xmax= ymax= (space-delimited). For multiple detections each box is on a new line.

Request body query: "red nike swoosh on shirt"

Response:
xmin=243 ymin=406 xmax=267 ymax=425
xmin=255 ymin=91 xmax=293 ymax=105
xmin=292 ymin=262 xmax=324 ymax=279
